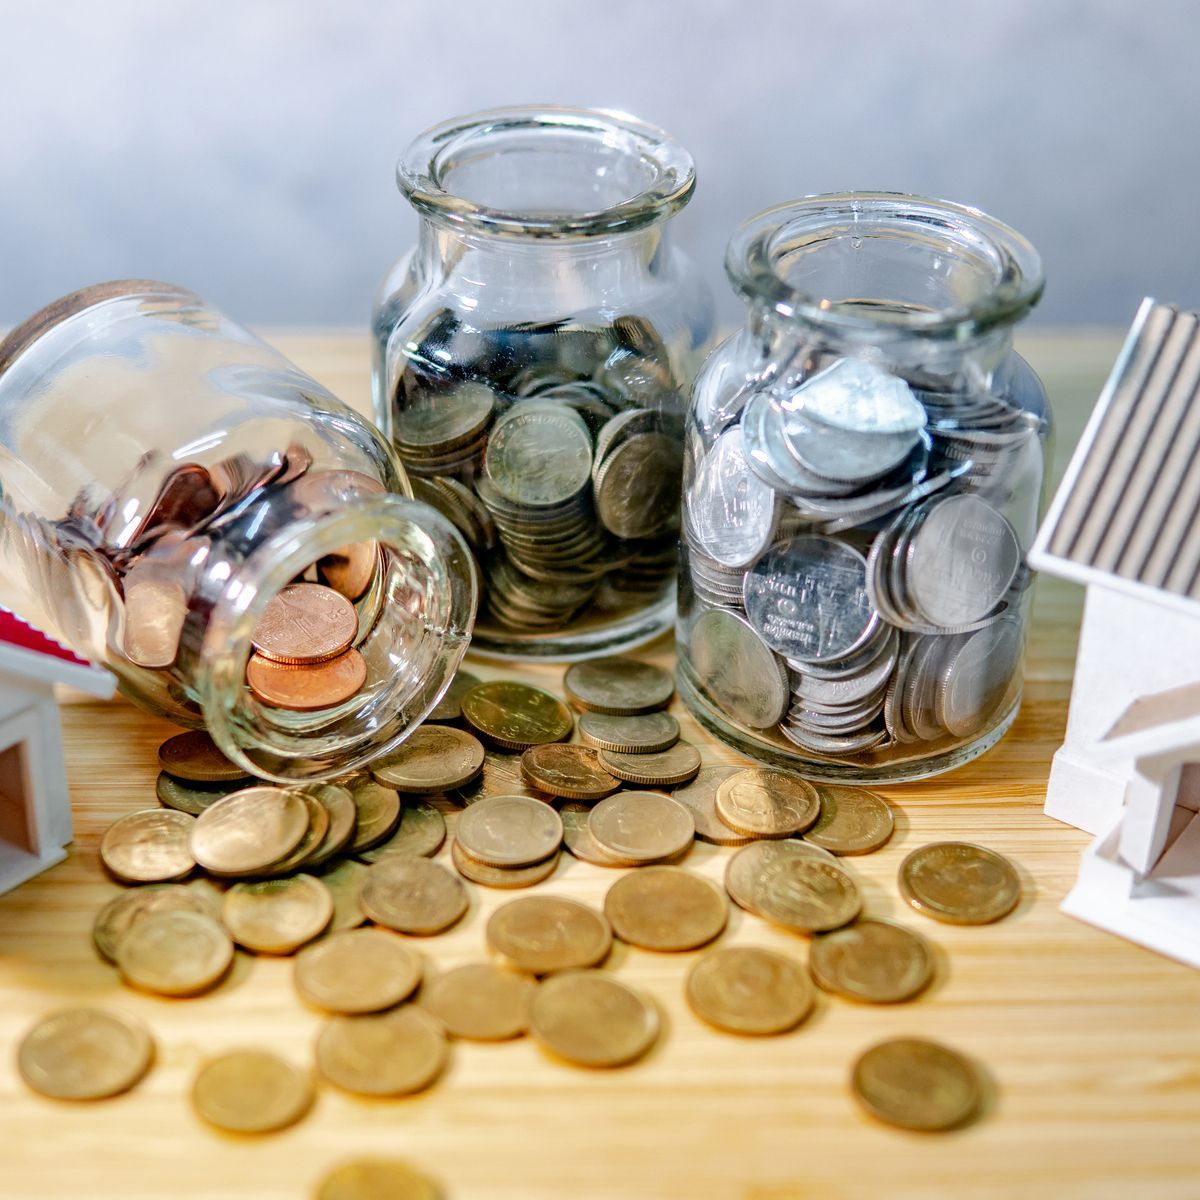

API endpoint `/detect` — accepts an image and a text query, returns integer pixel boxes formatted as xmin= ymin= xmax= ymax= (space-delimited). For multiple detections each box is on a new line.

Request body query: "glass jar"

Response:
xmin=677 ymin=194 xmax=1049 ymax=783
xmin=372 ymin=105 xmax=715 ymax=660
xmin=0 ymin=281 xmax=477 ymax=782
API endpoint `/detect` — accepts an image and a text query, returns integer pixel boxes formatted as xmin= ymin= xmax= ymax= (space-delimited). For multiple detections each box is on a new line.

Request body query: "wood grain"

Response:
xmin=3 ymin=331 xmax=1198 ymax=1200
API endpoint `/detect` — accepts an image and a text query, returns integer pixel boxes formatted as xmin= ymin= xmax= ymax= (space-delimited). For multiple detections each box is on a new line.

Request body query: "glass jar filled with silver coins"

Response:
xmin=677 ymin=194 xmax=1049 ymax=782
xmin=372 ymin=106 xmax=715 ymax=659
xmin=0 ymin=282 xmax=477 ymax=781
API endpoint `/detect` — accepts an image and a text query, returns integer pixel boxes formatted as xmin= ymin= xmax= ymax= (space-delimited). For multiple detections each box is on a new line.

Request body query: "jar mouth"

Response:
xmin=397 ymin=105 xmax=696 ymax=239
xmin=725 ymin=193 xmax=1044 ymax=338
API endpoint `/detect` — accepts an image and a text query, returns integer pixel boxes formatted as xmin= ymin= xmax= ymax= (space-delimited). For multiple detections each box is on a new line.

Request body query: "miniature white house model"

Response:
xmin=0 ymin=605 xmax=114 ymax=894
xmin=1030 ymin=297 xmax=1200 ymax=968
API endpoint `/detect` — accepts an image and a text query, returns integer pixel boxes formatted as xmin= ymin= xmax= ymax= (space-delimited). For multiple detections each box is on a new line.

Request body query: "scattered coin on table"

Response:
xmin=455 ymin=794 xmax=563 ymax=867
xmin=188 ymin=786 xmax=311 ymax=876
xmin=596 ymin=741 xmax=702 ymax=786
xmin=357 ymin=799 xmax=446 ymax=861
xmin=92 ymin=883 xmax=221 ymax=964
xmin=577 ymin=709 xmax=681 ymax=754
xmin=899 ymin=841 xmax=1022 ymax=924
xmin=313 ymin=858 xmax=369 ymax=932
xmin=714 ymin=767 xmax=821 ymax=838
xmin=686 ymin=946 xmax=815 ymax=1036
xmin=316 ymin=1006 xmax=449 ymax=1096
xmin=559 ymin=803 xmax=627 ymax=867
xmin=519 ymin=743 xmax=620 ymax=800
xmin=451 ymin=838 xmax=561 ymax=889
xmin=809 ymin=918 xmax=936 ymax=1004
xmin=99 ymin=808 xmax=196 ymax=884
xmin=191 ymin=1050 xmax=314 ymax=1134
xmin=419 ymin=962 xmax=537 ymax=1041
xmin=359 ymin=855 xmax=468 ymax=936
xmin=155 ymin=772 xmax=242 ymax=816
xmin=425 ymin=668 xmax=483 ymax=722
xmin=562 ymin=656 xmax=675 ymax=714
xmin=603 ymin=866 xmax=728 ymax=951
xmin=345 ymin=777 xmax=402 ymax=853
xmin=115 ymin=909 xmax=234 ymax=997
xmin=222 ymin=875 xmax=334 ymax=954
xmin=587 ymin=791 xmax=696 ymax=864
xmin=460 ymin=679 xmax=574 ymax=750
xmin=486 ymin=895 xmax=612 ymax=974
xmin=369 ymin=726 xmax=485 ymax=794
xmin=804 ymin=784 xmax=895 ymax=855
xmin=530 ymin=970 xmax=660 ymax=1067
xmin=669 ymin=766 xmax=753 ymax=846
xmin=314 ymin=1157 xmax=444 ymax=1200
xmin=851 ymin=1037 xmax=983 ymax=1131
xmin=725 ymin=840 xmax=861 ymax=932
xmin=18 ymin=1008 xmax=155 ymax=1100
xmin=294 ymin=928 xmax=424 ymax=1014
xmin=157 ymin=729 xmax=249 ymax=783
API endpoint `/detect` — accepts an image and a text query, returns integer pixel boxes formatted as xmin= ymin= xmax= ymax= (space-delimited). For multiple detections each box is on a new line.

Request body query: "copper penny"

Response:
xmin=725 ymin=840 xmax=861 ymax=932
xmin=158 ymin=729 xmax=249 ymax=783
xmin=486 ymin=895 xmax=612 ymax=974
xmin=116 ymin=909 xmax=234 ymax=996
xmin=189 ymin=786 xmax=311 ymax=876
xmin=530 ymin=971 xmax=659 ymax=1067
xmin=222 ymin=874 xmax=334 ymax=954
xmin=810 ymin=918 xmax=935 ymax=1004
xmin=805 ymin=785 xmax=895 ymax=855
xmin=562 ymin=657 xmax=675 ymax=714
xmin=686 ymin=946 xmax=815 ymax=1036
xmin=316 ymin=1006 xmax=448 ymax=1096
xmin=357 ymin=799 xmax=445 ymax=861
xmin=577 ymin=710 xmax=681 ymax=754
xmin=670 ymin=766 xmax=753 ymax=846
xmin=451 ymin=840 xmax=561 ymax=889
xmin=18 ymin=1008 xmax=155 ymax=1100
xmin=246 ymin=648 xmax=367 ymax=711
xmin=455 ymin=795 xmax=563 ymax=867
xmin=603 ymin=866 xmax=728 ymax=952
xmin=596 ymin=742 xmax=702 ymax=787
xmin=460 ymin=680 xmax=574 ymax=751
xmin=122 ymin=573 xmax=187 ymax=670
xmin=520 ymin=744 xmax=619 ymax=800
xmin=100 ymin=808 xmax=195 ymax=884
xmin=851 ymin=1037 xmax=983 ymax=1131
xmin=714 ymin=767 xmax=821 ymax=838
xmin=346 ymin=777 xmax=402 ymax=853
xmin=315 ymin=1158 xmax=443 ymax=1200
xmin=899 ymin=842 xmax=1021 ymax=925
xmin=369 ymin=726 xmax=485 ymax=794
xmin=359 ymin=856 xmax=468 ymax=935
xmin=251 ymin=581 xmax=357 ymax=664
xmin=316 ymin=540 xmax=380 ymax=602
xmin=294 ymin=928 xmax=424 ymax=1013
xmin=192 ymin=1050 xmax=314 ymax=1134
xmin=420 ymin=962 xmax=536 ymax=1040
xmin=587 ymin=792 xmax=695 ymax=865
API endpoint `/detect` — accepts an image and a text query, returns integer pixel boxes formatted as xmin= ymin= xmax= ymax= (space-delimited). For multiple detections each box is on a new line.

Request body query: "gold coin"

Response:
xmin=302 ymin=784 xmax=358 ymax=868
xmin=346 ymin=777 xmax=402 ymax=853
xmin=453 ymin=750 xmax=547 ymax=804
xmin=450 ymin=840 xmax=560 ymax=889
xmin=529 ymin=970 xmax=659 ymax=1067
xmin=18 ymin=1008 xmax=155 ymax=1100
xmin=246 ymin=648 xmax=368 ymax=711
xmin=603 ymin=866 xmax=727 ymax=952
xmin=158 ymin=729 xmax=248 ymax=783
xmin=455 ymin=794 xmax=563 ymax=867
xmin=899 ymin=842 xmax=1021 ymax=925
xmin=100 ymin=808 xmax=195 ymax=884
xmin=804 ymin=785 xmax=895 ymax=855
xmin=258 ymin=790 xmax=331 ymax=878
xmin=426 ymin=669 xmax=483 ymax=722
xmin=714 ymin=767 xmax=821 ymax=838
xmin=596 ymin=742 xmax=702 ymax=787
xmin=116 ymin=909 xmax=234 ymax=996
xmin=189 ymin=786 xmax=310 ymax=876
xmin=315 ymin=1157 xmax=443 ymax=1200
xmin=359 ymin=856 xmax=468 ymax=935
xmin=810 ymin=918 xmax=935 ymax=1004
xmin=155 ymin=772 xmax=240 ymax=816
xmin=460 ymin=680 xmax=574 ymax=751
xmin=562 ymin=657 xmax=674 ymax=715
xmin=670 ymin=766 xmax=753 ymax=846
xmin=725 ymin=840 xmax=861 ymax=932
xmin=92 ymin=882 xmax=219 ymax=963
xmin=222 ymin=874 xmax=334 ymax=954
xmin=315 ymin=1006 xmax=448 ymax=1096
xmin=578 ymin=709 xmax=681 ymax=754
xmin=519 ymin=744 xmax=619 ymax=800
xmin=587 ymin=791 xmax=695 ymax=864
xmin=686 ymin=946 xmax=815 ymax=1036
xmin=486 ymin=895 xmax=612 ymax=974
xmin=357 ymin=799 xmax=446 ymax=861
xmin=851 ymin=1037 xmax=983 ymax=1131
xmin=294 ymin=928 xmax=423 ymax=1013
xmin=191 ymin=1050 xmax=313 ymax=1133
xmin=251 ymin=581 xmax=357 ymax=664
xmin=420 ymin=962 xmax=536 ymax=1041
xmin=315 ymin=858 xmax=369 ymax=932
xmin=370 ymin=726 xmax=485 ymax=794
xmin=559 ymin=803 xmax=626 ymax=867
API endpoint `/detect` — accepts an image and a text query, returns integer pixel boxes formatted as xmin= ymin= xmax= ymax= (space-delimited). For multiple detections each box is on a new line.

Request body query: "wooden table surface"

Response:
xmin=4 ymin=331 xmax=1199 ymax=1200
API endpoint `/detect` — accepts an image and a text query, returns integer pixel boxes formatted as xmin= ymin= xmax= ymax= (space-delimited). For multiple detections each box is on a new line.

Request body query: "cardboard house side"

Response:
xmin=0 ymin=609 xmax=114 ymax=894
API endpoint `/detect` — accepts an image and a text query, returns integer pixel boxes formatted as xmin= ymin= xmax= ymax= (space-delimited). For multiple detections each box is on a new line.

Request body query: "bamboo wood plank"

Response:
xmin=3 ymin=330 xmax=1197 ymax=1200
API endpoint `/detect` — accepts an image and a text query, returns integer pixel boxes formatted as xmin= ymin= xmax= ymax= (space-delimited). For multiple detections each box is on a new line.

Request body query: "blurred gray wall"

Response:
xmin=2 ymin=0 xmax=1196 ymax=329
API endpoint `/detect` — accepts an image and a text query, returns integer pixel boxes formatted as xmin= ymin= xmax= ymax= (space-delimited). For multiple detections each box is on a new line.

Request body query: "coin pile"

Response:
xmin=683 ymin=353 xmax=1038 ymax=761
xmin=386 ymin=312 xmax=688 ymax=634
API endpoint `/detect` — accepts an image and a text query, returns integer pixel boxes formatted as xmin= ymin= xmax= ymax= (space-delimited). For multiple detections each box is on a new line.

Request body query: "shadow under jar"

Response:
xmin=0 ymin=282 xmax=477 ymax=782
xmin=677 ymin=194 xmax=1050 ymax=783
xmin=372 ymin=105 xmax=715 ymax=660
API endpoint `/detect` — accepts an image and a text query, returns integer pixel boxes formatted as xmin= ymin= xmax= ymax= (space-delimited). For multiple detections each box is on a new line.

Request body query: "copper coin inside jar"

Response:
xmin=316 ymin=540 xmax=380 ymax=602
xmin=247 ymin=648 xmax=367 ymax=711
xmin=251 ymin=582 xmax=358 ymax=664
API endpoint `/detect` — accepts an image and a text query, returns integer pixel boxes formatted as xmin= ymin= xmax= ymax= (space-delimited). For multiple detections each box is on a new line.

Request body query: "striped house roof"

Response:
xmin=0 ymin=607 xmax=114 ymax=697
xmin=1031 ymin=298 xmax=1200 ymax=615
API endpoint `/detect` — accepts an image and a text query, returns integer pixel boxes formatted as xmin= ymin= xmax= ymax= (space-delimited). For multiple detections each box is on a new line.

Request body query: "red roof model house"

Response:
xmin=0 ymin=606 xmax=114 ymax=893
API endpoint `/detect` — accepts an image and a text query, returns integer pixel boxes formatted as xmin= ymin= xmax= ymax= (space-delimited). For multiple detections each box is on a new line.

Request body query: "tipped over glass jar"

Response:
xmin=0 ymin=282 xmax=476 ymax=781
xmin=676 ymin=194 xmax=1049 ymax=783
xmin=372 ymin=105 xmax=715 ymax=659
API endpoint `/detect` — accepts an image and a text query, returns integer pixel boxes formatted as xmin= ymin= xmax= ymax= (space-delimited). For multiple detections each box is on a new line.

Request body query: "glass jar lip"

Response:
xmin=725 ymin=192 xmax=1045 ymax=337
xmin=397 ymin=104 xmax=696 ymax=239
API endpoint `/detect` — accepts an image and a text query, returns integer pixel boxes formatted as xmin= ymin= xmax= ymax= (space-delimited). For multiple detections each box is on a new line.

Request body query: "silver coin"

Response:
xmin=689 ymin=608 xmax=789 ymax=730
xmin=787 ymin=358 xmax=927 ymax=435
xmin=743 ymin=536 xmax=880 ymax=664
xmin=904 ymin=495 xmax=1021 ymax=628
xmin=484 ymin=401 xmax=593 ymax=507
xmin=393 ymin=382 xmax=497 ymax=453
xmin=593 ymin=432 xmax=681 ymax=539
xmin=790 ymin=630 xmax=899 ymax=708
xmin=780 ymin=409 xmax=918 ymax=486
xmin=687 ymin=427 xmax=780 ymax=568
xmin=935 ymin=617 xmax=1023 ymax=738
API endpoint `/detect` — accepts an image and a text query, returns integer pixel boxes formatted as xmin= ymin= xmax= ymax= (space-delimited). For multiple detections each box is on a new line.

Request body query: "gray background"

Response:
xmin=1 ymin=0 xmax=1196 ymax=329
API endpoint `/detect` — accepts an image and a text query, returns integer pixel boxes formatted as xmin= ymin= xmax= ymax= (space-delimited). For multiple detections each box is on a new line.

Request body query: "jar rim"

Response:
xmin=725 ymin=193 xmax=1045 ymax=338
xmin=397 ymin=105 xmax=696 ymax=239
